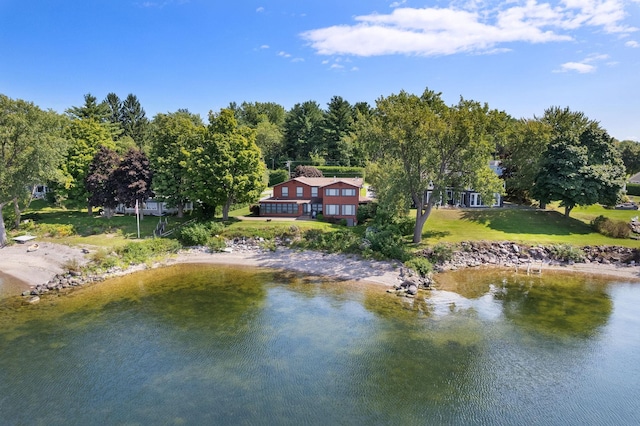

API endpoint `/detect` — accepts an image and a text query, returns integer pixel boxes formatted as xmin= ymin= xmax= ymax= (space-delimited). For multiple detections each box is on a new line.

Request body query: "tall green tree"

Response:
xmin=501 ymin=118 xmax=551 ymax=202
xmin=282 ymin=101 xmax=324 ymax=162
xmin=531 ymin=123 xmax=625 ymax=217
xmin=189 ymin=109 xmax=266 ymax=220
xmin=120 ymin=94 xmax=149 ymax=150
xmin=363 ymin=89 xmax=503 ymax=243
xmin=321 ymin=96 xmax=354 ymax=166
xmin=254 ymin=117 xmax=284 ymax=168
xmin=0 ymin=95 xmax=69 ymax=246
xmin=55 ymin=118 xmax=115 ymax=209
xmin=150 ymin=111 xmax=204 ymax=217
xmin=616 ymin=139 xmax=640 ymax=176
xmin=66 ymin=93 xmax=110 ymax=121
xmin=236 ymin=101 xmax=286 ymax=128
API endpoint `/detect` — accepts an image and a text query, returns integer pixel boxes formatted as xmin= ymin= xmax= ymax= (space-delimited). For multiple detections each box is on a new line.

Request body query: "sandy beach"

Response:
xmin=1 ymin=242 xmax=639 ymax=298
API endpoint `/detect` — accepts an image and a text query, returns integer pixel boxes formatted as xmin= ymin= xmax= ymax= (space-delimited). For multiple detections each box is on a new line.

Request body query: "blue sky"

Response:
xmin=1 ymin=0 xmax=638 ymax=140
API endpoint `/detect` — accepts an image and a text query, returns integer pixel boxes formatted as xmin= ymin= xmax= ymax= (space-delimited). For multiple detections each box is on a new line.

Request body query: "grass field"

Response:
xmin=8 ymin=198 xmax=640 ymax=249
xmin=419 ymin=203 xmax=639 ymax=247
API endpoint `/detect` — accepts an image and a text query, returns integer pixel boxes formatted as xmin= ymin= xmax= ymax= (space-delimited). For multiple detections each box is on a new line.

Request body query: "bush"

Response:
xmin=36 ymin=223 xmax=75 ymax=238
xmin=207 ymin=236 xmax=227 ymax=252
xmin=116 ymin=238 xmax=181 ymax=265
xmin=548 ymin=244 xmax=585 ymax=262
xmin=316 ymin=166 xmax=365 ymax=178
xmin=179 ymin=222 xmax=212 ymax=246
xmin=269 ymin=169 xmax=289 ymax=186
xmin=357 ymin=202 xmax=377 ymax=223
xmin=293 ymin=165 xmax=323 ymax=177
xmin=430 ymin=242 xmax=454 ymax=263
xmin=404 ymin=256 xmax=433 ymax=277
xmin=364 ymin=226 xmax=408 ymax=261
xmin=298 ymin=228 xmax=361 ymax=254
xmin=591 ymin=215 xmax=631 ymax=239
xmin=626 ymin=183 xmax=640 ymax=197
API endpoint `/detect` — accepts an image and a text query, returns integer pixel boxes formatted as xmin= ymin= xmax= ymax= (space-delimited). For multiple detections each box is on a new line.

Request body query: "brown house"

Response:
xmin=259 ymin=177 xmax=366 ymax=225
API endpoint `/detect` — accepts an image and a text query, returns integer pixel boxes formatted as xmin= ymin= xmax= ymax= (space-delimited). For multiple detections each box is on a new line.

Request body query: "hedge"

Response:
xmin=316 ymin=166 xmax=365 ymax=179
xmin=627 ymin=183 xmax=640 ymax=197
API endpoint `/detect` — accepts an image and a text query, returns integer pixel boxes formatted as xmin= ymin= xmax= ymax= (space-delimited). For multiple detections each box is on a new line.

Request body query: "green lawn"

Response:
xmin=419 ymin=205 xmax=639 ymax=247
xmin=9 ymin=199 xmax=639 ymax=249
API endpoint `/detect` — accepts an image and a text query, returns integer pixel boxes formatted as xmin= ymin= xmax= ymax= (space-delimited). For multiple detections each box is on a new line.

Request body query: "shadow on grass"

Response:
xmin=422 ymin=230 xmax=451 ymax=239
xmin=460 ymin=208 xmax=592 ymax=236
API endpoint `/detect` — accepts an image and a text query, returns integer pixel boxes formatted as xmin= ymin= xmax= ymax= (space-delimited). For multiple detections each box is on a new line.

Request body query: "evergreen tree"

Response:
xmin=282 ymin=101 xmax=323 ymax=162
xmin=120 ymin=94 xmax=149 ymax=150
xmin=321 ymin=96 xmax=354 ymax=166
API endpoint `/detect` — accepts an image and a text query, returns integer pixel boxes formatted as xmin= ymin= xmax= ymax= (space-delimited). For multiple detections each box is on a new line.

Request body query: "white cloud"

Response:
xmin=260 ymin=45 xmax=270 ymax=49
xmin=390 ymin=0 xmax=407 ymax=7
xmin=292 ymin=57 xmax=305 ymax=62
xmin=558 ymin=61 xmax=596 ymax=72
xmin=256 ymin=6 xmax=265 ymax=13
xmin=330 ymin=63 xmax=344 ymax=69
xmin=555 ymin=52 xmax=609 ymax=73
xmin=625 ymin=40 xmax=639 ymax=47
xmin=278 ymin=51 xmax=292 ymax=58
xmin=300 ymin=1 xmax=637 ymax=57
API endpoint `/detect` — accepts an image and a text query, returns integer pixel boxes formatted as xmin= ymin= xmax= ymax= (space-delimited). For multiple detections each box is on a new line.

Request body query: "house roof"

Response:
xmin=275 ymin=177 xmax=364 ymax=188
xmin=630 ymin=172 xmax=640 ymax=184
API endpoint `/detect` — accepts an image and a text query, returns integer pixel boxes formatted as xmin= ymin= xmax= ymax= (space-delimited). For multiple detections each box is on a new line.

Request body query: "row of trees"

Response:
xmin=0 ymin=89 xmax=635 ymax=246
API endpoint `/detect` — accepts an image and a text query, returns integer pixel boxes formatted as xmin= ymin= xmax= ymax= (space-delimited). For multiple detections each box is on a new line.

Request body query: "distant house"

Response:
xmin=426 ymin=160 xmax=504 ymax=208
xmin=259 ymin=177 xmax=367 ymax=225
xmin=629 ymin=172 xmax=640 ymax=184
xmin=116 ymin=199 xmax=193 ymax=216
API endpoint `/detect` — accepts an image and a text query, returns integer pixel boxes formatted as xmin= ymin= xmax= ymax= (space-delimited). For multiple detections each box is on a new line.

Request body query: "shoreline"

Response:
xmin=1 ymin=242 xmax=639 ymax=299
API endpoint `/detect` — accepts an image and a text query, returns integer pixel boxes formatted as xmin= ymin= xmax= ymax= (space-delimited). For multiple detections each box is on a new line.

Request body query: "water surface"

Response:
xmin=0 ymin=265 xmax=638 ymax=425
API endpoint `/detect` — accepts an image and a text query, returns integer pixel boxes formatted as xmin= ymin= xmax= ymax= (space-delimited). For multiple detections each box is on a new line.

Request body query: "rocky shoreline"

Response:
xmin=17 ymin=239 xmax=640 ymax=304
xmin=428 ymin=241 xmax=640 ymax=271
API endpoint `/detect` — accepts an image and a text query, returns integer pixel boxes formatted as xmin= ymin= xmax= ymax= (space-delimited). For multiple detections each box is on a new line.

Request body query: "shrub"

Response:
xmin=249 ymin=204 xmax=260 ymax=216
xmin=316 ymin=166 xmax=365 ymax=178
xmin=293 ymin=165 xmax=323 ymax=177
xmin=591 ymin=215 xmax=631 ymax=239
xmin=298 ymin=228 xmax=361 ymax=254
xmin=36 ymin=223 xmax=75 ymax=238
xmin=404 ymin=256 xmax=433 ymax=277
xmin=430 ymin=242 xmax=454 ymax=263
xmin=116 ymin=238 xmax=181 ymax=265
xmin=357 ymin=202 xmax=377 ymax=223
xmin=269 ymin=169 xmax=289 ymax=186
xmin=365 ymin=226 xmax=408 ymax=261
xmin=207 ymin=236 xmax=227 ymax=252
xmin=548 ymin=244 xmax=585 ymax=262
xmin=179 ymin=222 xmax=212 ymax=246
xmin=208 ymin=221 xmax=225 ymax=235
xmin=626 ymin=183 xmax=640 ymax=197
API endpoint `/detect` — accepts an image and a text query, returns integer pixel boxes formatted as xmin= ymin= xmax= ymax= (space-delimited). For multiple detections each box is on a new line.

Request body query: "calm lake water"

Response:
xmin=0 ymin=264 xmax=639 ymax=425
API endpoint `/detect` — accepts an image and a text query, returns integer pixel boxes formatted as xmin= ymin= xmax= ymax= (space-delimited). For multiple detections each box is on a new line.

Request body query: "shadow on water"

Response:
xmin=436 ymin=268 xmax=614 ymax=338
xmin=460 ymin=208 xmax=592 ymax=236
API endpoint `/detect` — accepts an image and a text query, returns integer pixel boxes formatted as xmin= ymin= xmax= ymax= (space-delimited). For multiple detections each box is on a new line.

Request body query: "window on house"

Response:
xmin=341 ymin=205 xmax=356 ymax=215
xmin=311 ymin=187 xmax=318 ymax=197
xmin=281 ymin=187 xmax=289 ymax=197
xmin=341 ymin=188 xmax=356 ymax=196
xmin=325 ymin=204 xmax=339 ymax=215
xmin=325 ymin=188 xmax=339 ymax=196
xmin=296 ymin=187 xmax=303 ymax=197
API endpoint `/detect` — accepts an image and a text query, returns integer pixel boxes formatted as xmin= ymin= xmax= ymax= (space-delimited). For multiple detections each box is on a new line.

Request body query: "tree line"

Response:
xmin=0 ymin=89 xmax=637 ymax=246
